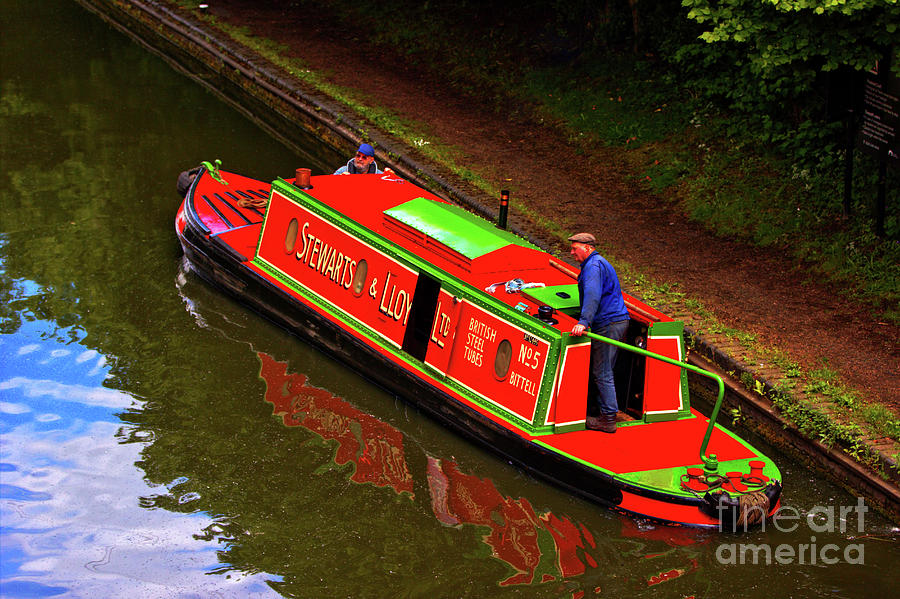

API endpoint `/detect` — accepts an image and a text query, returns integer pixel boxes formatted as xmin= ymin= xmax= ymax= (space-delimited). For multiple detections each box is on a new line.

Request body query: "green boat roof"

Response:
xmin=384 ymin=197 xmax=538 ymax=260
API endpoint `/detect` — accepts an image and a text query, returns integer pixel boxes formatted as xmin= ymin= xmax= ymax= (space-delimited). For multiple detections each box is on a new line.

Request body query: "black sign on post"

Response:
xmin=856 ymin=52 xmax=898 ymax=236
xmin=858 ymin=54 xmax=899 ymax=168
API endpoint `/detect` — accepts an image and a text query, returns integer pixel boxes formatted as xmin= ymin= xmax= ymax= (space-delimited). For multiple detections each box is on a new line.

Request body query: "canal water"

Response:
xmin=1 ymin=1 xmax=898 ymax=597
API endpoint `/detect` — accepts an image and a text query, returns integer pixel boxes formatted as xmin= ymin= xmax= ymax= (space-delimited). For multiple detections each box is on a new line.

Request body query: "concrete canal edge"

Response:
xmin=78 ymin=0 xmax=900 ymax=525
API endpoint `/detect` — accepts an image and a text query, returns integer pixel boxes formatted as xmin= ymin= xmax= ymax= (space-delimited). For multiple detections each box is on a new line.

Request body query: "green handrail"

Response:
xmin=578 ymin=331 xmax=725 ymax=473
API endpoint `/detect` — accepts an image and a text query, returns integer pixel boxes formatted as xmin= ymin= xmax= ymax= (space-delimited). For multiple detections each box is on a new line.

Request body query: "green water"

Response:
xmin=1 ymin=1 xmax=898 ymax=597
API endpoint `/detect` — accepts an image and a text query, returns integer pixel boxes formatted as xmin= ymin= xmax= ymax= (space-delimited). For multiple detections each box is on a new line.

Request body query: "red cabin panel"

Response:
xmin=256 ymin=190 xmax=418 ymax=348
xmin=642 ymin=336 xmax=685 ymax=417
xmin=546 ymin=341 xmax=590 ymax=430
xmin=424 ymin=289 xmax=463 ymax=375
xmin=445 ymin=303 xmax=550 ymax=424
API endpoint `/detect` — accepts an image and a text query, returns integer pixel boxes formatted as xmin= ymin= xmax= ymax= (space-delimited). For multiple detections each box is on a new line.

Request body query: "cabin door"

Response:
xmin=401 ymin=272 xmax=442 ymax=362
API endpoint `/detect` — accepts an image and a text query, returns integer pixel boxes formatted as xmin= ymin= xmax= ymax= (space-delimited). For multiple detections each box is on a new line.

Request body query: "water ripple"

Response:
xmin=0 ymin=378 xmax=134 ymax=409
xmin=178 ymin=492 xmax=201 ymax=505
xmin=0 ymin=484 xmax=52 ymax=502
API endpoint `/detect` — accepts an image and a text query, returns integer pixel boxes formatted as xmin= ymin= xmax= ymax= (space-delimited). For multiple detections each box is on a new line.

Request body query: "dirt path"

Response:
xmin=207 ymin=1 xmax=899 ymax=414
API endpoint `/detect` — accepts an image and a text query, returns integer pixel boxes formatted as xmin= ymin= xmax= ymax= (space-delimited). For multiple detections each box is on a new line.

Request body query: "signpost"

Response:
xmin=857 ymin=53 xmax=898 ymax=236
xmin=858 ymin=56 xmax=899 ymax=167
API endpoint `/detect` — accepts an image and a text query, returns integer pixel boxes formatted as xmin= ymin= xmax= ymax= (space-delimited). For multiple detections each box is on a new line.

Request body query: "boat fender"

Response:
xmin=700 ymin=490 xmax=740 ymax=529
xmin=177 ymin=166 xmax=202 ymax=198
xmin=700 ymin=480 xmax=781 ymax=530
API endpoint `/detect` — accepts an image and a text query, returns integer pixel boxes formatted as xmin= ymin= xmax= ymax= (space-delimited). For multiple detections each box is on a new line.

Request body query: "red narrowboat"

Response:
xmin=175 ymin=161 xmax=782 ymax=529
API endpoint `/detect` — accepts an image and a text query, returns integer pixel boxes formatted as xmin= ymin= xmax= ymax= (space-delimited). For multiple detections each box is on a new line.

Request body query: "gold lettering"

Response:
xmin=430 ymin=302 xmax=445 ymax=348
xmin=379 ymin=271 xmax=392 ymax=315
xmin=323 ymin=246 xmax=337 ymax=279
xmin=330 ymin=251 xmax=344 ymax=283
xmin=344 ymin=259 xmax=356 ymax=289
xmin=397 ymin=289 xmax=409 ymax=325
xmin=309 ymin=238 xmax=321 ymax=268
xmin=467 ymin=317 xmax=497 ymax=343
xmin=317 ymin=243 xmax=331 ymax=274
xmin=296 ymin=222 xmax=311 ymax=262
xmin=508 ymin=371 xmax=536 ymax=396
xmin=518 ymin=344 xmax=540 ymax=369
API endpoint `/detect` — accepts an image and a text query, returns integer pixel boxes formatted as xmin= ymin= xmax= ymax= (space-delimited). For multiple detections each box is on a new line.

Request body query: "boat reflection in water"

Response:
xmin=426 ymin=455 xmax=597 ymax=586
xmin=260 ymin=352 xmax=414 ymax=497
xmin=258 ymin=352 xmax=707 ymax=589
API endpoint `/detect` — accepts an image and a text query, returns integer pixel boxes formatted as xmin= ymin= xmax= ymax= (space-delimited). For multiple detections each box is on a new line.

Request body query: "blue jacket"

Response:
xmin=577 ymin=252 xmax=629 ymax=329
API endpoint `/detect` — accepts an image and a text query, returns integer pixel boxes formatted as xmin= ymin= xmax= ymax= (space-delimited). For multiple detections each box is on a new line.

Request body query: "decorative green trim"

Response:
xmin=703 ymin=418 xmax=783 ymax=481
xmin=553 ymin=421 xmax=584 ymax=434
xmin=642 ymin=411 xmax=690 ymax=423
xmin=648 ymin=319 xmax=692 ymax=417
xmin=532 ymin=335 xmax=562 ymax=428
xmin=270 ymin=179 xmax=552 ymax=337
xmin=618 ymin=456 xmax=781 ymax=498
xmin=648 ymin=320 xmax=683 ymax=337
xmin=534 ymin=436 xmax=780 ymax=498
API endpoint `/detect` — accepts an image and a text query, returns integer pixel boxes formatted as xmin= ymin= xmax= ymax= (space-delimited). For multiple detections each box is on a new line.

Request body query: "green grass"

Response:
xmin=186 ymin=0 xmax=900 ymax=322
xmin=201 ymin=2 xmax=900 ymax=323
xmin=519 ymin=58 xmax=693 ymax=148
xmin=862 ymin=404 xmax=900 ymax=441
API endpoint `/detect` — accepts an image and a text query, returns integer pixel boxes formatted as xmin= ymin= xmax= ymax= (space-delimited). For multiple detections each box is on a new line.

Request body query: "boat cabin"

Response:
xmin=241 ymin=174 xmax=690 ymax=436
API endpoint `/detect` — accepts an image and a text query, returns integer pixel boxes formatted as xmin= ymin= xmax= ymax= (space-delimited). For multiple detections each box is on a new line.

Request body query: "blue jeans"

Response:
xmin=589 ymin=320 xmax=629 ymax=415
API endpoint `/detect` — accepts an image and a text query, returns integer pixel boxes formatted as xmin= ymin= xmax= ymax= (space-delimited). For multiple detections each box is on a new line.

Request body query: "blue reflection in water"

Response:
xmin=0 ymin=303 xmax=281 ymax=597
xmin=0 ymin=486 xmax=53 ymax=503
xmin=0 ymin=580 xmax=69 ymax=598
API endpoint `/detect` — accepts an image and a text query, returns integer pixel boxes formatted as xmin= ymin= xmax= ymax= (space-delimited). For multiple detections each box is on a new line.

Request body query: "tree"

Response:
xmin=682 ymin=0 xmax=898 ymax=74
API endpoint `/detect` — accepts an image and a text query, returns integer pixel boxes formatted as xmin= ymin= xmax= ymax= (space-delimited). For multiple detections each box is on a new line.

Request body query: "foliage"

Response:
xmin=862 ymin=404 xmax=900 ymax=441
xmin=675 ymin=0 xmax=900 ymax=161
xmin=682 ymin=0 xmax=899 ymax=73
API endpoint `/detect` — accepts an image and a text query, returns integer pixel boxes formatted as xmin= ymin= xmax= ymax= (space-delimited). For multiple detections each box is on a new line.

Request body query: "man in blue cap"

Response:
xmin=334 ymin=143 xmax=393 ymax=175
xmin=568 ymin=232 xmax=630 ymax=434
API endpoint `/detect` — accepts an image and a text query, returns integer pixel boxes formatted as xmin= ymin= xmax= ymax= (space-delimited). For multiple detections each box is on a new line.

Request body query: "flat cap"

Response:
xmin=567 ymin=232 xmax=596 ymax=245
